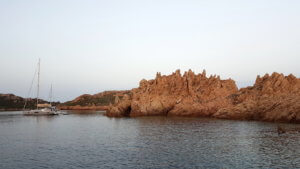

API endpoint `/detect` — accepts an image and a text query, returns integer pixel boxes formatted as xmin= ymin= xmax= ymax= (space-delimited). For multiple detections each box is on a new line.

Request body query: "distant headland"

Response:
xmin=0 ymin=94 xmax=60 ymax=111
xmin=58 ymin=90 xmax=130 ymax=110
xmin=0 ymin=91 xmax=128 ymax=111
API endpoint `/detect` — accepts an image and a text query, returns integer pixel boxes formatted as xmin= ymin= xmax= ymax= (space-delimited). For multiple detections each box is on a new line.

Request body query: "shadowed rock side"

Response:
xmin=107 ymin=70 xmax=300 ymax=123
xmin=107 ymin=69 xmax=238 ymax=117
xmin=214 ymin=73 xmax=300 ymax=123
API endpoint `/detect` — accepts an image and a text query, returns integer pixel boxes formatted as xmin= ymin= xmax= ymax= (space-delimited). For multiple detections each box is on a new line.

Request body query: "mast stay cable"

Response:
xmin=23 ymin=61 xmax=38 ymax=110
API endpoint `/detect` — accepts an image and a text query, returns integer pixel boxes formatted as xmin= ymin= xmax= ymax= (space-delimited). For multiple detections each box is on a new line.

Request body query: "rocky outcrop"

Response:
xmin=106 ymin=69 xmax=238 ymax=117
xmin=214 ymin=73 xmax=300 ymax=123
xmin=59 ymin=90 xmax=131 ymax=110
xmin=107 ymin=70 xmax=300 ymax=123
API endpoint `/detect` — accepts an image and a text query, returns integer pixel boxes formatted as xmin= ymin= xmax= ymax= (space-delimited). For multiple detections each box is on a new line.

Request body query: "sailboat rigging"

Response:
xmin=23 ymin=59 xmax=58 ymax=115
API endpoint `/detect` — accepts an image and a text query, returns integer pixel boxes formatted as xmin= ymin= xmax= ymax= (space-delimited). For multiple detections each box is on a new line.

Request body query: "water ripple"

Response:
xmin=0 ymin=111 xmax=299 ymax=169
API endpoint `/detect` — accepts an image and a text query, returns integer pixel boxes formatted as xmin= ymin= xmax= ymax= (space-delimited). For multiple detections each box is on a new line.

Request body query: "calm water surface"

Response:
xmin=0 ymin=111 xmax=299 ymax=169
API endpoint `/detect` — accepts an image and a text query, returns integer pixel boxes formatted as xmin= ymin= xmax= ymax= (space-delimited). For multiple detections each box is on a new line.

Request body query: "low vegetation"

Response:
xmin=61 ymin=90 xmax=131 ymax=107
xmin=0 ymin=94 xmax=59 ymax=110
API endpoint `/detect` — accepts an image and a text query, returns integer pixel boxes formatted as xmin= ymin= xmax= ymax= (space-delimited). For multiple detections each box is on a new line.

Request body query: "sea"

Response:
xmin=0 ymin=111 xmax=299 ymax=169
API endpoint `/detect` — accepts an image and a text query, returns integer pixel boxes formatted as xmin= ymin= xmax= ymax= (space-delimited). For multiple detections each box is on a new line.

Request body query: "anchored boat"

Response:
xmin=23 ymin=59 xmax=58 ymax=116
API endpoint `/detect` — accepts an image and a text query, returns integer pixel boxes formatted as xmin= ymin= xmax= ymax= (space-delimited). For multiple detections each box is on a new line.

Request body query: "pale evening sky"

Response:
xmin=0 ymin=0 xmax=299 ymax=102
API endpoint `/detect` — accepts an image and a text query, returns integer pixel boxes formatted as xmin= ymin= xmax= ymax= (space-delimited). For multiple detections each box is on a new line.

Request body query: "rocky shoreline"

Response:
xmin=106 ymin=69 xmax=300 ymax=123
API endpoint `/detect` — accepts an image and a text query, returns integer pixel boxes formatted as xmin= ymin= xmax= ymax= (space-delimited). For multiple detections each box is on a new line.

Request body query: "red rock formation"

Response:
xmin=106 ymin=69 xmax=238 ymax=117
xmin=107 ymin=70 xmax=300 ymax=123
xmin=214 ymin=72 xmax=300 ymax=123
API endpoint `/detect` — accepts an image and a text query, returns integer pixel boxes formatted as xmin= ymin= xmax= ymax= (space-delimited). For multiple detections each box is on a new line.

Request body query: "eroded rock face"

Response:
xmin=214 ymin=73 xmax=300 ymax=123
xmin=106 ymin=69 xmax=238 ymax=117
xmin=107 ymin=70 xmax=300 ymax=123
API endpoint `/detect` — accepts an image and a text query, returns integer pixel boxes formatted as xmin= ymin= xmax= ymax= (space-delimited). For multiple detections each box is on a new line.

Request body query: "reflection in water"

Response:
xmin=0 ymin=111 xmax=299 ymax=169
xmin=63 ymin=110 xmax=106 ymax=115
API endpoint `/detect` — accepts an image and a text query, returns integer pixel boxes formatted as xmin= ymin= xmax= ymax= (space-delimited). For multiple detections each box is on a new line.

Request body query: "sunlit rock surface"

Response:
xmin=107 ymin=69 xmax=238 ymax=117
xmin=214 ymin=72 xmax=300 ymax=123
xmin=107 ymin=70 xmax=300 ymax=123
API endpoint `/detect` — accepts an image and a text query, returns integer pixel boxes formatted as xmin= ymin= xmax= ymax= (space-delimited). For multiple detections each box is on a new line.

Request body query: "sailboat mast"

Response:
xmin=36 ymin=58 xmax=40 ymax=110
xmin=50 ymin=84 xmax=52 ymax=106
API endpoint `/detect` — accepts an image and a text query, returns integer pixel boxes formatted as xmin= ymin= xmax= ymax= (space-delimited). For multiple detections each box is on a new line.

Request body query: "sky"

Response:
xmin=0 ymin=0 xmax=299 ymax=102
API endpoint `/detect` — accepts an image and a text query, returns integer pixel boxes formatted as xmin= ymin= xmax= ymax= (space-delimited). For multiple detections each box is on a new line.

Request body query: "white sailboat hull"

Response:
xmin=23 ymin=109 xmax=58 ymax=116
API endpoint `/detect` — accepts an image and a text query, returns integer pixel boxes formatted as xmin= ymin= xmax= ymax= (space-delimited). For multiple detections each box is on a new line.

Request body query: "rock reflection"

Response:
xmin=132 ymin=117 xmax=300 ymax=168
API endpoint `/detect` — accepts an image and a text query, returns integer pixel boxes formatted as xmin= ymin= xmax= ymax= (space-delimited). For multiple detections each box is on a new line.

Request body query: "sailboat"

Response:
xmin=23 ymin=59 xmax=58 ymax=116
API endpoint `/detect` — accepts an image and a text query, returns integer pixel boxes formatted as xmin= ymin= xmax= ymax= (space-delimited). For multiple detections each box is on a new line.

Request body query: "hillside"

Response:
xmin=59 ymin=90 xmax=131 ymax=110
xmin=0 ymin=94 xmax=59 ymax=111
